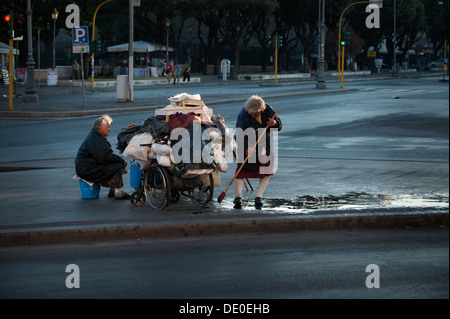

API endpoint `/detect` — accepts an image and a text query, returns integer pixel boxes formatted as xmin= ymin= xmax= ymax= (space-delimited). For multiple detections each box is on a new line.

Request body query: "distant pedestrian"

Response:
xmin=173 ymin=62 xmax=181 ymax=84
xmin=166 ymin=60 xmax=173 ymax=84
xmin=72 ymin=60 xmax=80 ymax=80
xmin=183 ymin=64 xmax=191 ymax=83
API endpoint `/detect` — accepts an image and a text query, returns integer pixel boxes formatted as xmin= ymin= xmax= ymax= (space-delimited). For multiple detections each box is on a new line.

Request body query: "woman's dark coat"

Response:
xmin=235 ymin=104 xmax=282 ymax=171
xmin=75 ymin=129 xmax=125 ymax=183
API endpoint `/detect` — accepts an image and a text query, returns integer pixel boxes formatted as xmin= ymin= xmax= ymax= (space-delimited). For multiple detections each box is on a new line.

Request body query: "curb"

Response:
xmin=1 ymin=212 xmax=447 ymax=247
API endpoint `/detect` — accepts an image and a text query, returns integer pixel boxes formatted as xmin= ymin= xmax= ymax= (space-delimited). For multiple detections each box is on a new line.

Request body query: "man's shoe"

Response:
xmin=255 ymin=197 xmax=264 ymax=210
xmin=108 ymin=188 xmax=115 ymax=198
xmin=115 ymin=192 xmax=131 ymax=200
xmin=233 ymin=197 xmax=242 ymax=209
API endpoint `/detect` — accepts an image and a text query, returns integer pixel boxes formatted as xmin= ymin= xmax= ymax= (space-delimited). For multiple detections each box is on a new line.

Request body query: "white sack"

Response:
xmin=123 ymin=133 xmax=153 ymax=161
xmin=157 ymin=154 xmax=172 ymax=167
xmin=152 ymin=143 xmax=171 ymax=156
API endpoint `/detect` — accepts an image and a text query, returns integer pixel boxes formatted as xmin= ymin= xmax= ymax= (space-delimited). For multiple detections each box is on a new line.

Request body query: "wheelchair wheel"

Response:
xmin=130 ymin=191 xmax=146 ymax=207
xmin=190 ymin=173 xmax=214 ymax=207
xmin=169 ymin=189 xmax=181 ymax=203
xmin=143 ymin=164 xmax=170 ymax=210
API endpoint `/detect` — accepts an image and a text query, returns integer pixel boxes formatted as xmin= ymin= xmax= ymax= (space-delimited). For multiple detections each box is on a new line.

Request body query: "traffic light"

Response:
xmin=278 ymin=35 xmax=283 ymax=48
xmin=90 ymin=40 xmax=95 ymax=52
xmin=15 ymin=14 xmax=24 ymax=37
xmin=3 ymin=13 xmax=12 ymax=37
xmin=345 ymin=31 xmax=351 ymax=46
xmin=96 ymin=40 xmax=102 ymax=52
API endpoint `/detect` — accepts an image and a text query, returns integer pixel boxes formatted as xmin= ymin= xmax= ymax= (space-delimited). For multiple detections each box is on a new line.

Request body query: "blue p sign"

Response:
xmin=72 ymin=26 xmax=89 ymax=44
xmin=74 ymin=27 xmax=85 ymax=43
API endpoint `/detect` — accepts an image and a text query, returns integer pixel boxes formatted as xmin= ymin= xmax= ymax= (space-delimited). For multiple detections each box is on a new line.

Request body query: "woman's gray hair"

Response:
xmin=245 ymin=95 xmax=266 ymax=114
xmin=93 ymin=114 xmax=113 ymax=130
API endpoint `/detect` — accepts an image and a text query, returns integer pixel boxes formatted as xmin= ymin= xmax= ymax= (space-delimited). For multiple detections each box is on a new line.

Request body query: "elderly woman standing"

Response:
xmin=75 ymin=115 xmax=130 ymax=200
xmin=234 ymin=95 xmax=282 ymax=210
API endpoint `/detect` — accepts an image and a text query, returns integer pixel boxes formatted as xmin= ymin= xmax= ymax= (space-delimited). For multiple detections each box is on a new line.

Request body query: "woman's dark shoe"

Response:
xmin=255 ymin=197 xmax=264 ymax=210
xmin=233 ymin=197 xmax=242 ymax=209
xmin=108 ymin=188 xmax=115 ymax=198
xmin=115 ymin=192 xmax=131 ymax=200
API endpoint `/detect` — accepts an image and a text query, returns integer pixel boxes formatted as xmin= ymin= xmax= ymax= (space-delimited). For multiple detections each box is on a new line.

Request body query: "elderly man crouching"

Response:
xmin=75 ymin=114 xmax=130 ymax=200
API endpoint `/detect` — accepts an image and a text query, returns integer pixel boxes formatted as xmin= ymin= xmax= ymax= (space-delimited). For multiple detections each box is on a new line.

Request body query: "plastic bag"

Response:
xmin=123 ymin=133 xmax=153 ymax=161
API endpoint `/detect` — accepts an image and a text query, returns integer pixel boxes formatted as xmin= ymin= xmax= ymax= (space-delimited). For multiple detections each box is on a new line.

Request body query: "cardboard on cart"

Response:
xmin=155 ymin=105 xmax=214 ymax=122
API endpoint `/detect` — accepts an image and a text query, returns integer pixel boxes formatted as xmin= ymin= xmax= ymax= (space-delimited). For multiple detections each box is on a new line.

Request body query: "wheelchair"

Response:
xmin=130 ymin=162 xmax=214 ymax=211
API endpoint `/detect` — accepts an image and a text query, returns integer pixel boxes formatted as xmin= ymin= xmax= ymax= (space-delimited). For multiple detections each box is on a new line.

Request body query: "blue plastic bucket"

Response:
xmin=79 ymin=180 xmax=100 ymax=199
xmin=130 ymin=162 xmax=143 ymax=189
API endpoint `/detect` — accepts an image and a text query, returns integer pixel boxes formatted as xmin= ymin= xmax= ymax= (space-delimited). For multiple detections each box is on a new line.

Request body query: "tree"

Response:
xmin=218 ymin=0 xmax=264 ymax=77
xmin=423 ymin=0 xmax=449 ymax=60
xmin=380 ymin=0 xmax=425 ymax=66
xmin=190 ymin=0 xmax=229 ymax=74
xmin=251 ymin=0 xmax=279 ymax=72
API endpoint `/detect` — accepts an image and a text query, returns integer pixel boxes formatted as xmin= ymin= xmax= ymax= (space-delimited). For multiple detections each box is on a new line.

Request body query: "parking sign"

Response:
xmin=72 ymin=26 xmax=89 ymax=54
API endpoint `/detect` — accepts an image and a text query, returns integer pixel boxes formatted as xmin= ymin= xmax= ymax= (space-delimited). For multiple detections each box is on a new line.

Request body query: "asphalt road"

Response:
xmin=0 ymin=228 xmax=448 ymax=299
xmin=0 ymin=76 xmax=447 ymax=208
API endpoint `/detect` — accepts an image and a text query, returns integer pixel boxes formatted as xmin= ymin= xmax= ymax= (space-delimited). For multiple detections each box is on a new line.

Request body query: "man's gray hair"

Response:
xmin=93 ymin=114 xmax=113 ymax=130
xmin=245 ymin=95 xmax=266 ymax=114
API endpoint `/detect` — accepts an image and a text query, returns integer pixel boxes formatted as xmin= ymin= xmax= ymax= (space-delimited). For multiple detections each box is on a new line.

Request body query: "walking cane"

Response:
xmin=218 ymin=108 xmax=280 ymax=204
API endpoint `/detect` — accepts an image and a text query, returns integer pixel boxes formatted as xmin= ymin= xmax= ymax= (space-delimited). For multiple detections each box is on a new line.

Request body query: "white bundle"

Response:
xmin=157 ymin=154 xmax=172 ymax=167
xmin=152 ymin=143 xmax=171 ymax=156
xmin=211 ymin=139 xmax=228 ymax=172
xmin=123 ymin=133 xmax=153 ymax=161
xmin=168 ymin=93 xmax=202 ymax=104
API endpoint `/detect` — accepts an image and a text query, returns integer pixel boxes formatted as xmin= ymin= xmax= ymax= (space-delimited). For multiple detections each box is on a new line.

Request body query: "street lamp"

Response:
xmin=51 ymin=8 xmax=58 ymax=70
xmin=165 ymin=17 xmax=170 ymax=61
xmin=392 ymin=0 xmax=398 ymax=76
xmin=23 ymin=0 xmax=38 ymax=103
xmin=316 ymin=0 xmax=326 ymax=89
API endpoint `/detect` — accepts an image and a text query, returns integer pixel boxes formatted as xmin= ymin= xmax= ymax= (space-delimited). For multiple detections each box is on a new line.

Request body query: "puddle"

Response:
xmin=217 ymin=192 xmax=449 ymax=213
xmin=265 ymin=192 xmax=449 ymax=212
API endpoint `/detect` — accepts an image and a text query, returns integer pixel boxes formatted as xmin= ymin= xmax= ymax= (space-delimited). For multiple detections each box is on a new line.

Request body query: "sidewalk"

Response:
xmin=0 ymin=71 xmax=448 ymax=247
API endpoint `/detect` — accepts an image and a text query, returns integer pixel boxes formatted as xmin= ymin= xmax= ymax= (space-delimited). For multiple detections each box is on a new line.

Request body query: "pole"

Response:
xmin=443 ymin=39 xmax=447 ymax=81
xmin=38 ymin=29 xmax=40 ymax=89
xmin=316 ymin=0 xmax=326 ymax=89
xmin=338 ymin=1 xmax=382 ymax=87
xmin=275 ymin=35 xmax=278 ymax=84
xmin=53 ymin=19 xmax=56 ymax=70
xmin=91 ymin=0 xmax=116 ymax=89
xmin=166 ymin=24 xmax=169 ymax=62
xmin=393 ymin=0 xmax=398 ymax=76
xmin=128 ymin=0 xmax=134 ymax=102
xmin=81 ymin=53 xmax=86 ymax=108
xmin=23 ymin=0 xmax=38 ymax=102
xmin=8 ymin=37 xmax=13 ymax=110
xmin=341 ymin=44 xmax=345 ymax=88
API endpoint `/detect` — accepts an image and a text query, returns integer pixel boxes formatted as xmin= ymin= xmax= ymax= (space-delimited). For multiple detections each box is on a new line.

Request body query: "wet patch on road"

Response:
xmin=215 ymin=192 xmax=449 ymax=213
xmin=264 ymin=192 xmax=449 ymax=212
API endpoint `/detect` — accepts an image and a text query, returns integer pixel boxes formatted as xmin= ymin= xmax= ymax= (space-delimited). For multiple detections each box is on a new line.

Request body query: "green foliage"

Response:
xmin=0 ymin=0 xmax=447 ymax=70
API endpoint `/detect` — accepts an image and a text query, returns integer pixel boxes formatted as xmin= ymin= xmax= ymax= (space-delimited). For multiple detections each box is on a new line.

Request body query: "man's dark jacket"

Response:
xmin=75 ymin=129 xmax=125 ymax=183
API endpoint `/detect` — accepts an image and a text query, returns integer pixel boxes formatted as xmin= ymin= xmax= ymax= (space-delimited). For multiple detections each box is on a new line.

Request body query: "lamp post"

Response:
xmin=91 ymin=0 xmax=116 ymax=88
xmin=392 ymin=0 xmax=398 ymax=76
xmin=188 ymin=25 xmax=192 ymax=64
xmin=165 ymin=17 xmax=170 ymax=61
xmin=316 ymin=0 xmax=326 ymax=89
xmin=23 ymin=0 xmax=38 ymax=103
xmin=51 ymin=8 xmax=58 ymax=70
